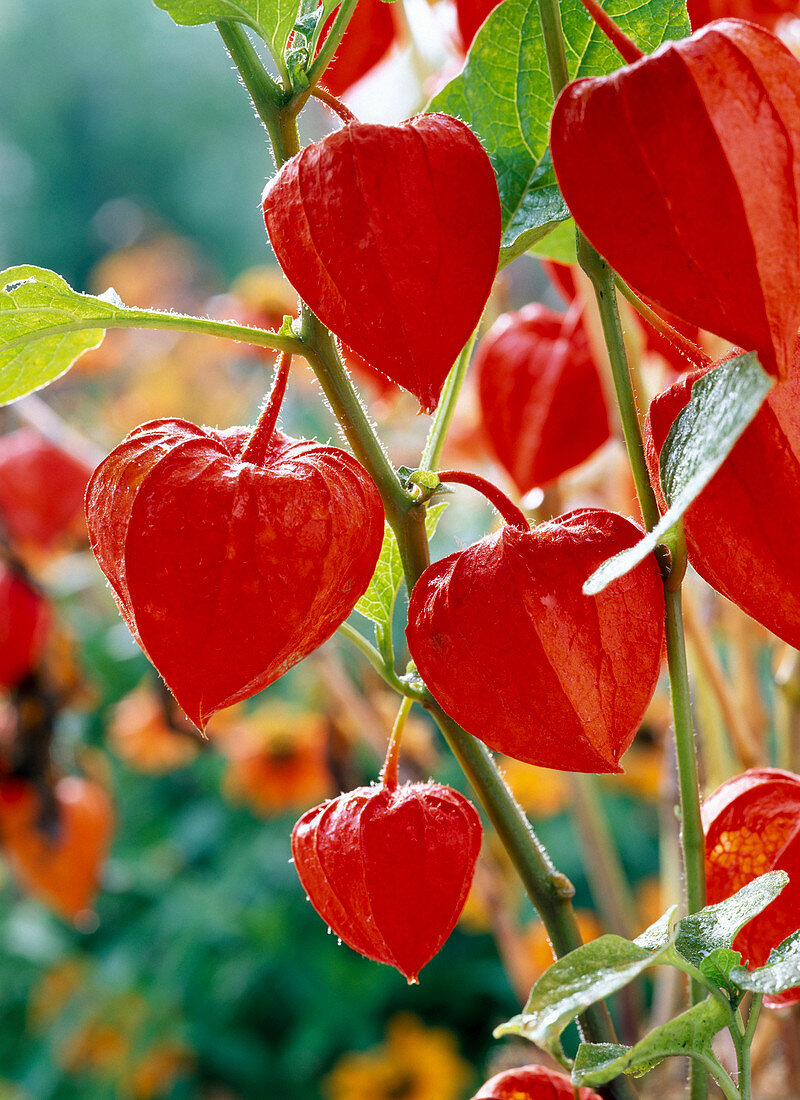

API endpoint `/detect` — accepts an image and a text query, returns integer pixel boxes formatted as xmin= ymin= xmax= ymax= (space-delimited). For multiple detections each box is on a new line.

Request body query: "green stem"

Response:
xmin=737 ymin=994 xmax=761 ymax=1100
xmin=216 ymin=22 xmax=288 ymax=137
xmin=576 ymin=241 xmax=660 ymax=532
xmin=536 ymin=0 xmax=570 ymax=96
xmin=336 ymin=622 xmax=418 ymax=694
xmin=303 ymin=0 xmax=359 ymax=93
xmin=665 ymin=586 xmax=706 ymax=920
xmin=420 ymin=331 xmax=478 ymax=472
xmin=688 ymin=1052 xmax=741 ymax=1100
xmin=5 ymin=313 xmax=302 ymax=359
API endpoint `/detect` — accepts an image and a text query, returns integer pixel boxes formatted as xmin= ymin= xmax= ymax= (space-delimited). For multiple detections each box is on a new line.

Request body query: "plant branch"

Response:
xmin=688 ymin=1051 xmax=741 ymax=1100
xmin=615 ymin=279 xmax=711 ymax=372
xmin=420 ymin=332 xmax=478 ymax=472
xmin=5 ymin=313 xmax=303 ymax=359
xmin=303 ymin=0 xmax=360 ymax=93
xmin=216 ymin=22 xmax=287 ymax=134
xmin=336 ymin=622 xmax=412 ymax=693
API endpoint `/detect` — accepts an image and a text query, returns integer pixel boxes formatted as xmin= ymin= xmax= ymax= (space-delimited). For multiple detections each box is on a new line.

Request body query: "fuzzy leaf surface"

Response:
xmin=495 ymin=933 xmax=673 ymax=1047
xmin=674 ymin=871 xmax=788 ymax=969
xmin=429 ymin=0 xmax=689 ymax=266
xmin=572 ymin=998 xmax=732 ymax=1085
xmin=730 ymin=929 xmax=800 ymax=994
xmin=585 ymin=352 xmax=773 ymax=594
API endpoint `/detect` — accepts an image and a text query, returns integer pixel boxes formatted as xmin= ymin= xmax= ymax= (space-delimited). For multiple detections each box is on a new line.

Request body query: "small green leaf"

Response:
xmin=0 ymin=267 xmax=109 ymax=405
xmin=699 ymin=948 xmax=741 ymax=997
xmin=584 ymin=352 xmax=773 ymax=595
xmin=495 ymin=934 xmax=673 ymax=1048
xmin=674 ymin=871 xmax=789 ymax=969
xmin=354 ymin=503 xmax=448 ymax=629
xmin=154 ymin=0 xmax=301 ymax=68
xmin=529 ymin=219 xmax=578 ymax=266
xmin=572 ymin=998 xmax=732 ymax=1086
xmin=730 ymin=929 xmax=800 ymax=995
xmin=429 ymin=0 xmax=689 ymax=267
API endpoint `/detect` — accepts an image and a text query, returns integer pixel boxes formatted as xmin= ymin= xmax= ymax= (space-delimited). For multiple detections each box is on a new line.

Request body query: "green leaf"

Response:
xmin=674 ymin=871 xmax=789 ymax=969
xmin=495 ymin=933 xmax=673 ymax=1049
xmin=584 ymin=352 xmax=774 ymax=595
xmin=699 ymin=948 xmax=741 ymax=997
xmin=0 ymin=265 xmax=282 ymax=407
xmin=153 ymin=0 xmax=300 ymax=66
xmin=572 ymin=997 xmax=732 ymax=1086
xmin=429 ymin=0 xmax=690 ymax=266
xmin=529 ymin=219 xmax=578 ymax=266
xmin=354 ymin=503 xmax=447 ymax=629
xmin=635 ymin=905 xmax=678 ymax=952
xmin=730 ymin=929 xmax=800 ymax=995
xmin=0 ymin=267 xmax=110 ymax=405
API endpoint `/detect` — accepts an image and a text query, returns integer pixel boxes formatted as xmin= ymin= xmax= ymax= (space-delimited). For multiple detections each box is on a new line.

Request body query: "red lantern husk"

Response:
xmin=406 ymin=508 xmax=665 ymax=772
xmin=292 ymin=780 xmax=482 ymax=982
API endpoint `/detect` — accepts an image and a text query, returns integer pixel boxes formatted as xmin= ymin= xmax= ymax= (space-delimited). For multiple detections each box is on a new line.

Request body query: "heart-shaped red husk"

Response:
xmin=473 ymin=1065 xmax=602 ymax=1099
xmin=704 ymin=768 xmax=800 ymax=1008
xmin=551 ymin=19 xmax=800 ymax=379
xmin=406 ymin=508 xmax=665 ymax=773
xmin=0 ymin=564 xmax=49 ymax=689
xmin=86 ymin=412 xmax=384 ymax=730
xmin=291 ymin=781 xmax=481 ymax=982
xmin=645 ymin=364 xmax=800 ymax=648
xmin=262 ymin=113 xmax=501 ymax=412
xmin=475 ymin=303 xmax=610 ymax=493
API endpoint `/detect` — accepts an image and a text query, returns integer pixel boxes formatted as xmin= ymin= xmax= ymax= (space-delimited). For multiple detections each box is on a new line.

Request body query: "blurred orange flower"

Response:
xmin=219 ymin=705 xmax=332 ymax=816
xmin=127 ymin=1041 xmax=191 ymax=1100
xmin=324 ymin=1014 xmax=471 ymax=1100
xmin=499 ymin=758 xmax=568 ymax=817
xmin=109 ymin=683 xmax=200 ymax=773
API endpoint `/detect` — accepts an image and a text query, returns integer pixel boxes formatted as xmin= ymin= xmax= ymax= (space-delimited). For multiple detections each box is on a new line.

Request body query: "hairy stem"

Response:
xmin=420 ymin=332 xmax=478 ymax=472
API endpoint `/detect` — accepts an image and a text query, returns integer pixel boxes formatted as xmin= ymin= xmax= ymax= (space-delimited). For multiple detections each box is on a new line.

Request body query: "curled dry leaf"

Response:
xmin=292 ymin=781 xmax=482 ymax=982
xmin=0 ymin=564 xmax=49 ymax=689
xmin=85 ymin=364 xmax=384 ymax=729
xmin=475 ymin=303 xmax=610 ymax=493
xmin=704 ymin=767 xmax=800 ymax=1007
xmin=406 ymin=508 xmax=665 ymax=773
xmin=473 ymin=1064 xmax=602 ymax=1099
xmin=263 ymin=113 xmax=501 ymax=412
xmin=0 ymin=429 xmax=92 ymax=552
xmin=645 ymin=363 xmax=800 ymax=648
xmin=551 ymin=20 xmax=800 ymax=379
xmin=0 ymin=776 xmax=114 ymax=922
